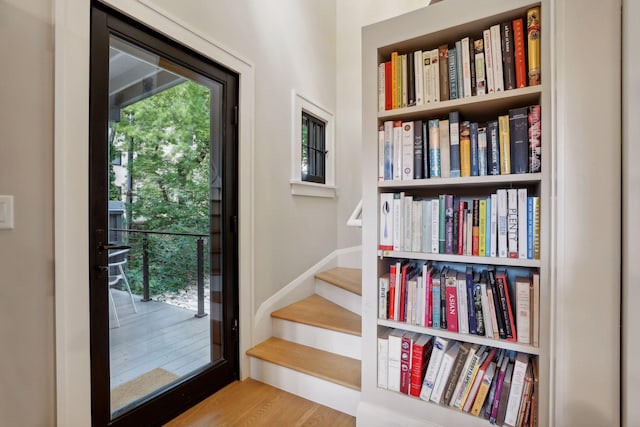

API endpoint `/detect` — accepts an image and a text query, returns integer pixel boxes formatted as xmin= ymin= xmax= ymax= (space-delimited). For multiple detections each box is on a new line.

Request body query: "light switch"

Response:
xmin=0 ymin=195 xmax=14 ymax=230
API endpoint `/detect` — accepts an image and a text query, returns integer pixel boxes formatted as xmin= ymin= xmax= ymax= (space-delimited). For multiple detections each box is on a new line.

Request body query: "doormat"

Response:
xmin=111 ymin=368 xmax=179 ymax=411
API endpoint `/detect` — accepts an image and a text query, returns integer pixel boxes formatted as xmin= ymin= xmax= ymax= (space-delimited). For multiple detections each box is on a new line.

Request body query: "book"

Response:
xmin=439 ymin=268 xmax=448 ymax=331
xmin=533 ymin=196 xmax=541 ymax=259
xmin=527 ymin=196 xmax=534 ymax=259
xmin=428 ymin=119 xmax=441 ymax=178
xmin=378 ymin=62 xmax=385 ymax=111
xmin=474 ymin=38 xmax=486 ymax=95
xmin=480 ymin=276 xmax=494 ymax=339
xmin=445 ymin=194 xmax=455 ymax=254
xmin=378 ymin=274 xmax=390 ymax=320
xmin=461 ymin=37 xmax=472 ymax=97
xmin=400 ymin=331 xmax=418 ymax=394
xmin=401 ymin=54 xmax=408 ymax=107
xmin=512 ymin=18 xmax=527 ymax=88
xmin=438 ymin=45 xmax=450 ymax=101
xmin=384 ymin=61 xmax=393 ymax=110
xmin=531 ymin=271 xmax=540 ymax=347
xmin=420 ymin=336 xmax=450 ymax=401
xmin=383 ymin=121 xmax=394 ymax=180
xmin=495 ymin=360 xmax=514 ymax=425
xmin=498 ymin=114 xmax=511 ymax=174
xmin=448 ymin=46 xmax=458 ymax=100
xmin=489 ymin=355 xmax=510 ymax=423
xmin=412 ymin=200 xmax=423 ymax=252
xmin=445 ymin=270 xmax=458 ymax=332
xmin=488 ymin=268 xmax=507 ymax=339
xmin=422 ymin=50 xmax=432 ymax=104
xmin=487 ymin=120 xmax=500 ymax=175
xmin=496 ymin=269 xmax=517 ymax=341
xmin=483 ymin=29 xmax=495 ymax=94
xmin=378 ymin=125 xmax=385 ymax=181
xmin=413 ymin=120 xmax=424 ymax=179
xmin=509 ymin=107 xmax=529 ymax=174
xmin=504 ymin=353 xmax=529 ymax=426
xmin=456 ymin=271 xmax=469 ymax=334
xmin=516 ymin=363 xmax=534 ymax=427
xmin=497 ymin=189 xmax=508 ymax=258
xmin=387 ymin=328 xmax=404 ymax=392
xmin=391 ymin=51 xmax=399 ymax=109
xmin=449 ymin=112 xmax=461 ymax=177
xmin=472 ymin=199 xmax=480 ymax=256
xmin=455 ymin=40 xmax=463 ymax=97
xmin=451 ymin=344 xmax=482 ymax=408
xmin=402 ymin=122 xmax=414 ymax=180
xmin=442 ymin=342 xmax=471 ymax=406
xmin=507 ymin=188 xmax=519 ymax=258
xmin=490 ymin=193 xmax=498 ymax=257
xmin=414 ymin=50 xmax=424 ymax=106
xmin=393 ymin=121 xmax=402 ymax=180
xmin=379 ymin=193 xmax=393 ymax=250
xmin=470 ymin=122 xmax=479 ymax=176
xmin=377 ymin=327 xmax=393 ymax=388
xmin=422 ymin=200 xmax=432 ymax=253
xmin=469 ymin=37 xmax=476 ymax=96
xmin=430 ymin=341 xmax=461 ymax=404
xmin=407 ymin=52 xmax=415 ymax=107
xmin=431 ymin=197 xmax=440 ymax=254
xmin=478 ymin=126 xmax=488 ymax=176
xmin=422 ymin=121 xmax=430 ymax=179
xmin=515 ymin=275 xmax=531 ymax=345
xmin=430 ymin=48 xmax=440 ymax=102
xmin=410 ymin=334 xmax=434 ymax=397
xmin=440 ymin=119 xmax=451 ymax=178
xmin=457 ymin=200 xmax=467 ymax=255
xmin=501 ymin=21 xmax=516 ymax=90
xmin=432 ymin=268 xmax=441 ymax=328
xmin=466 ymin=267 xmax=478 ymax=334
xmin=479 ymin=199 xmax=487 ymax=256
xmin=389 ymin=263 xmax=398 ymax=320
xmin=486 ymin=196 xmax=493 ymax=256
xmin=470 ymin=359 xmax=497 ymax=416
xmin=403 ymin=194 xmax=413 ymax=252
xmin=460 ymin=121 xmax=471 ymax=177
xmin=392 ymin=193 xmax=402 ymax=251
xmin=490 ymin=24 xmax=504 ymax=92
xmin=529 ymin=105 xmax=542 ymax=173
xmin=518 ymin=188 xmax=528 ymax=259
xmin=527 ymin=7 xmax=541 ymax=85
xmin=464 ymin=347 xmax=498 ymax=412
xmin=472 ymin=273 xmax=485 ymax=336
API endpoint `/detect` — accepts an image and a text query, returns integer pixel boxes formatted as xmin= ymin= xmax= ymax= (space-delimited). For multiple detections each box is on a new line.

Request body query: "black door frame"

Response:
xmin=89 ymin=3 xmax=239 ymax=425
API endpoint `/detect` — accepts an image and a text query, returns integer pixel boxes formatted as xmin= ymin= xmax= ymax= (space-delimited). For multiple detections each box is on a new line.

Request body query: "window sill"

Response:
xmin=290 ymin=180 xmax=336 ymax=198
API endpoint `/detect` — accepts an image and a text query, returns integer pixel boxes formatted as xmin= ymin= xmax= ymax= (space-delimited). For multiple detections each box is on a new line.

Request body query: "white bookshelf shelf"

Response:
xmin=377 ymin=250 xmax=541 ymax=268
xmin=378 ymin=173 xmax=542 ymax=189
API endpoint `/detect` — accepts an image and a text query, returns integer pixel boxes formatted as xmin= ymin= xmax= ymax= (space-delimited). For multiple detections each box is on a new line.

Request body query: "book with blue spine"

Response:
xmin=470 ymin=122 xmax=479 ymax=176
xmin=448 ymin=47 xmax=458 ymax=100
xmin=487 ymin=120 xmax=500 ymax=175
xmin=466 ymin=266 xmax=477 ymax=335
xmin=527 ymin=196 xmax=534 ymax=259
xmin=449 ymin=112 xmax=461 ymax=177
xmin=509 ymin=107 xmax=529 ymax=174
xmin=432 ymin=273 xmax=441 ymax=329
xmin=428 ymin=120 xmax=441 ymax=177
xmin=478 ymin=126 xmax=488 ymax=176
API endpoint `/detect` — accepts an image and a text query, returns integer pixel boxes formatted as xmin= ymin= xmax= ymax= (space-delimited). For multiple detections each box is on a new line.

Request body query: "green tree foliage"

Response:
xmin=110 ymin=80 xmax=211 ymax=294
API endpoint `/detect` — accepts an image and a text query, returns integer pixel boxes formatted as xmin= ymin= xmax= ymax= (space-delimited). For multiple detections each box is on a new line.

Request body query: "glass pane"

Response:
xmin=106 ymin=35 xmax=223 ymax=418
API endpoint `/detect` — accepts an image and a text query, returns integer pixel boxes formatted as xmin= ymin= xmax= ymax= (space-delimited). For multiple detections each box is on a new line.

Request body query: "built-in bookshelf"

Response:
xmin=361 ymin=1 xmax=549 ymax=426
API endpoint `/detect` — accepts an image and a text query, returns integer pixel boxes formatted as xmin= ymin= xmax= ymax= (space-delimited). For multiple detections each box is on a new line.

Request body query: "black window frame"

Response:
xmin=301 ymin=111 xmax=326 ymax=184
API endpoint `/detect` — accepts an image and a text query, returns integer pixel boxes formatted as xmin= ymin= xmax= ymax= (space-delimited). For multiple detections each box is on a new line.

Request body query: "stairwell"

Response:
xmin=247 ymin=267 xmax=362 ymax=416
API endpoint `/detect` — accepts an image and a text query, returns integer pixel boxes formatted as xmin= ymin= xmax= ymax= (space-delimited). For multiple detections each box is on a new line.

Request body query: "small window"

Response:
xmin=291 ymin=91 xmax=335 ymax=198
xmin=301 ymin=111 xmax=326 ymax=184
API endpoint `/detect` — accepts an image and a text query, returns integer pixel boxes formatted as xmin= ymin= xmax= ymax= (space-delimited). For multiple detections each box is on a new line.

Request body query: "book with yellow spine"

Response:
xmin=460 ymin=121 xmax=471 ymax=177
xmin=527 ymin=7 xmax=541 ymax=85
xmin=391 ymin=51 xmax=399 ymax=109
xmin=498 ymin=115 xmax=511 ymax=174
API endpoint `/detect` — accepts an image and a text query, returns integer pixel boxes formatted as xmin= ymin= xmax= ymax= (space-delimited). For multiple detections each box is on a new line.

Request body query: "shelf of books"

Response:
xmin=362 ymin=1 xmax=547 ymax=426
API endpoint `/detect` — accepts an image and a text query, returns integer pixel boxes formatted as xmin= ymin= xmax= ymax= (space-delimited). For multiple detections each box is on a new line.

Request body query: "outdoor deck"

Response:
xmin=109 ymin=289 xmax=213 ymax=389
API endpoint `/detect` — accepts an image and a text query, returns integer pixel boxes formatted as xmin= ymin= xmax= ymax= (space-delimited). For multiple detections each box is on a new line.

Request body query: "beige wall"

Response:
xmin=0 ymin=0 xmax=55 ymax=425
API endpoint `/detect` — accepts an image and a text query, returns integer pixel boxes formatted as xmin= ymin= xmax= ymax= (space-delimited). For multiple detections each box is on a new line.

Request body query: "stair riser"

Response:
xmin=249 ymin=358 xmax=359 ymax=416
xmin=315 ymin=281 xmax=362 ymax=315
xmin=272 ymin=318 xmax=362 ymax=360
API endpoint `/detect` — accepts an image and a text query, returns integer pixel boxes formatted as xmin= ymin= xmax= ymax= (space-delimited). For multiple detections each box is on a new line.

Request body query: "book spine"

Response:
xmin=479 ymin=199 xmax=487 ymax=257
xmin=378 ymin=63 xmax=386 ymax=112
xmin=448 ymin=47 xmax=458 ymax=100
xmin=527 ymin=7 xmax=541 ymax=85
xmin=501 ymin=21 xmax=516 ymax=90
xmin=410 ymin=338 xmax=433 ymax=396
xmin=528 ymin=105 xmax=542 ymax=173
xmin=471 ymin=361 xmax=496 ymax=415
xmin=470 ymin=122 xmax=479 ymax=176
xmin=483 ymin=29 xmax=495 ymax=94
xmin=498 ymin=115 xmax=511 ymax=174
xmin=461 ymin=37 xmax=472 ymax=97
xmin=490 ymin=24 xmax=504 ymax=92
xmin=391 ymin=51 xmax=398 ymax=109
xmin=487 ymin=120 xmax=500 ymax=175
xmin=473 ymin=280 xmax=485 ymax=336
xmin=413 ymin=120 xmax=423 ymax=179
xmin=478 ymin=126 xmax=487 ymax=176
xmin=432 ymin=274 xmax=441 ymax=329
xmin=472 ymin=199 xmax=480 ymax=256
xmin=384 ymin=61 xmax=393 ymax=110
xmin=505 ymin=354 xmax=529 ymax=426
xmin=422 ymin=200 xmax=431 ymax=253
xmin=438 ymin=45 xmax=450 ymax=101
xmin=402 ymin=122 xmax=414 ymax=180
xmin=401 ymin=54 xmax=408 ymax=107
xmin=507 ymin=188 xmax=518 ymax=258
xmin=431 ymin=343 xmax=459 ymax=404
xmin=480 ymin=281 xmax=494 ymax=338
xmin=449 ymin=112 xmax=461 ymax=177
xmin=509 ymin=107 xmax=529 ymax=174
xmin=460 ymin=121 xmax=471 ymax=177
xmin=378 ymin=125 xmax=385 ymax=181
xmin=379 ymin=275 xmax=389 ymax=320
xmin=414 ymin=50 xmax=423 ymax=106
xmin=428 ymin=120 xmax=441 ymax=178
xmin=488 ymin=269 xmax=506 ymax=339
xmin=399 ymin=333 xmax=413 ymax=394
xmin=403 ymin=195 xmax=413 ymax=252
xmin=527 ymin=196 xmax=534 ymax=259
xmin=431 ymin=197 xmax=440 ymax=254
xmin=516 ymin=277 xmax=531 ymax=345
xmin=440 ymin=119 xmax=451 ymax=178
xmin=486 ymin=196 xmax=492 ymax=257
xmin=393 ymin=121 xmax=403 ymax=180
xmin=497 ymin=189 xmax=508 ymax=258
xmin=445 ymin=194 xmax=454 ymax=254
xmin=412 ymin=200 xmax=422 ymax=252
xmin=422 ymin=51 xmax=432 ymax=104
xmin=422 ymin=121 xmax=430 ymax=179
xmin=445 ymin=274 xmax=458 ymax=332
xmin=407 ymin=52 xmax=415 ymax=107
xmin=512 ymin=18 xmax=527 ymax=88
xmin=469 ymin=37 xmax=476 ymax=96
xmin=490 ymin=193 xmax=498 ymax=257
xmin=387 ymin=330 xmax=403 ymax=392
xmin=490 ymin=358 xmax=510 ymax=423
xmin=383 ymin=121 xmax=393 ymax=180
xmin=430 ymin=49 xmax=440 ymax=102
xmin=392 ymin=193 xmax=402 ymax=251
xmin=420 ymin=336 xmax=449 ymax=401
xmin=455 ymin=40 xmax=463 ymax=97
xmin=457 ymin=201 xmax=467 ymax=255
xmin=496 ymin=273 xmax=516 ymax=341
xmin=438 ymin=194 xmax=446 ymax=253
xmin=533 ymin=196 xmax=541 ymax=259
xmin=440 ymin=269 xmax=447 ymax=331
xmin=377 ymin=330 xmax=390 ymax=388
xmin=466 ymin=269 xmax=477 ymax=334
xmin=379 ymin=193 xmax=394 ymax=250
xmin=474 ymin=42 xmax=486 ymax=96
xmin=518 ymin=188 xmax=528 ymax=259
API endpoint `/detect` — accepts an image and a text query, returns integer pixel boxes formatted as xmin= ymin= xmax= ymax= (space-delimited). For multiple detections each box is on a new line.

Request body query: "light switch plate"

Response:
xmin=0 ymin=195 xmax=14 ymax=229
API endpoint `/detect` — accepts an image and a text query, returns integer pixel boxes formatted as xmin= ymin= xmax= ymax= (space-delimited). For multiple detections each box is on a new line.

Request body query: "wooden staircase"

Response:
xmin=247 ymin=267 xmax=362 ymax=416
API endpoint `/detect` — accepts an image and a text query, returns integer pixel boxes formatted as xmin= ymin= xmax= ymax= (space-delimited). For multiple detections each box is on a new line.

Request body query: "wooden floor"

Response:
xmin=165 ymin=378 xmax=356 ymax=427
xmin=109 ymin=289 xmax=214 ymax=388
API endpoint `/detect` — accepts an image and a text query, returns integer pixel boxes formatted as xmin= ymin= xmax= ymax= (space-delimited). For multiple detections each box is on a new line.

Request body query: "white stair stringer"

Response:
xmin=250 ymin=357 xmax=360 ymax=416
xmin=272 ymin=318 xmax=362 ymax=360
xmin=315 ymin=279 xmax=361 ymax=316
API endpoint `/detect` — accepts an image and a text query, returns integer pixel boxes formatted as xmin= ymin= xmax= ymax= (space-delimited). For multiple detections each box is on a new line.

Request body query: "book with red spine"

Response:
xmin=389 ymin=263 xmax=398 ymax=320
xmin=512 ymin=18 xmax=527 ymax=88
xmin=384 ymin=61 xmax=393 ymax=110
xmin=496 ymin=269 xmax=517 ymax=342
xmin=457 ymin=200 xmax=467 ymax=255
xmin=445 ymin=270 xmax=459 ymax=332
xmin=410 ymin=335 xmax=434 ymax=397
xmin=425 ymin=265 xmax=434 ymax=327
xmin=463 ymin=347 xmax=498 ymax=412
xmin=400 ymin=332 xmax=418 ymax=394
xmin=472 ymin=199 xmax=480 ymax=256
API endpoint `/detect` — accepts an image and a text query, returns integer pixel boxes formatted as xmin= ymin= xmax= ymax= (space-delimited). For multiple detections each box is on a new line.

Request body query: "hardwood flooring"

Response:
xmin=164 ymin=378 xmax=356 ymax=427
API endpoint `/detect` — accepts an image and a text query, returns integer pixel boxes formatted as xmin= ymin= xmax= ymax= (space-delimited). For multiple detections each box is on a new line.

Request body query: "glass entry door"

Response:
xmin=90 ymin=5 xmax=239 ymax=426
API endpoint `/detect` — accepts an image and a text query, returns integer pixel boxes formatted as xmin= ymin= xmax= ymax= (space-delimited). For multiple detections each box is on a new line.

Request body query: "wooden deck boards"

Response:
xmin=109 ymin=289 xmax=213 ymax=388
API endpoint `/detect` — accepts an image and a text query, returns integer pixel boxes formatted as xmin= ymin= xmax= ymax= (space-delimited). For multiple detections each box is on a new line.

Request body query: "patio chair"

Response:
xmin=108 ymin=248 xmax=137 ymax=327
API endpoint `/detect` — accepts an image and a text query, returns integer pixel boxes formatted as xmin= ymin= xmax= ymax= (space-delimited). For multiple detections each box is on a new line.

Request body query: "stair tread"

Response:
xmin=315 ymin=268 xmax=362 ymax=296
xmin=271 ymin=294 xmax=361 ymax=336
xmin=247 ymin=337 xmax=361 ymax=391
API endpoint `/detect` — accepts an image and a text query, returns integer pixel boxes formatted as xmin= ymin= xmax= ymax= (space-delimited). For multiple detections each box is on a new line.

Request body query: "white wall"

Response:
xmin=623 ymin=0 xmax=640 ymax=425
xmin=335 ymin=0 xmax=431 ymax=248
xmin=0 ymin=1 xmax=55 ymax=425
